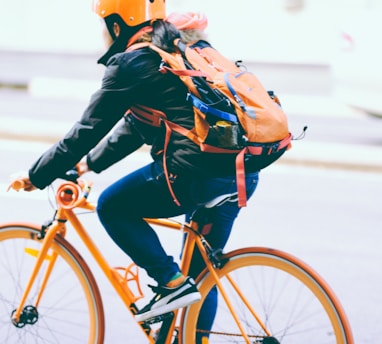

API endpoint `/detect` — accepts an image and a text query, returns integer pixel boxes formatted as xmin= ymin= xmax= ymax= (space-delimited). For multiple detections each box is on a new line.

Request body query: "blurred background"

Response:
xmin=0 ymin=1 xmax=381 ymax=343
xmin=0 ymin=0 xmax=376 ymax=62
xmin=1 ymin=0 xmax=382 ymax=116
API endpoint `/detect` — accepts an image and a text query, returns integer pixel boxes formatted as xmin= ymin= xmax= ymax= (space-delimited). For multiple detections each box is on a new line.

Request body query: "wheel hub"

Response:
xmin=11 ymin=305 xmax=39 ymax=328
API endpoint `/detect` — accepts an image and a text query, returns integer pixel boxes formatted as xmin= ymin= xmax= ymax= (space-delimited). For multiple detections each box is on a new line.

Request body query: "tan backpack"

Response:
xmin=128 ymin=40 xmax=293 ymax=207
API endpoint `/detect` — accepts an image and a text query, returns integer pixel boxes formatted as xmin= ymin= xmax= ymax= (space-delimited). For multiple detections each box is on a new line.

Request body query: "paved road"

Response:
xmin=1 ymin=143 xmax=381 ymax=344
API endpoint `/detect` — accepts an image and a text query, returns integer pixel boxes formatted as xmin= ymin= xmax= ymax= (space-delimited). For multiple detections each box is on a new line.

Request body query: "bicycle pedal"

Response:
xmin=144 ymin=311 xmax=174 ymax=325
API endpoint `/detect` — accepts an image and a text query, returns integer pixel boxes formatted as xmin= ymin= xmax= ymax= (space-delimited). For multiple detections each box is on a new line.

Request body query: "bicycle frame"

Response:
xmin=10 ymin=180 xmax=258 ymax=344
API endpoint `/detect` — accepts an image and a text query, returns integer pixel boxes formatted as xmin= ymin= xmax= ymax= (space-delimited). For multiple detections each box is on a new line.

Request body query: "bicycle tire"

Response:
xmin=180 ymin=247 xmax=353 ymax=344
xmin=0 ymin=223 xmax=105 ymax=344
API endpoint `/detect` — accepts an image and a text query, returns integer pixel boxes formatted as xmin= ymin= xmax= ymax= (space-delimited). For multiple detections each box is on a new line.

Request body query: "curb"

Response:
xmin=281 ymin=140 xmax=382 ymax=173
xmin=1 ymin=116 xmax=382 ymax=174
xmin=0 ymin=82 xmax=27 ymax=90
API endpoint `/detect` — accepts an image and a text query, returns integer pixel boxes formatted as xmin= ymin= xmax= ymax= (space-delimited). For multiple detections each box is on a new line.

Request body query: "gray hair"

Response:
xmin=179 ymin=29 xmax=209 ymax=45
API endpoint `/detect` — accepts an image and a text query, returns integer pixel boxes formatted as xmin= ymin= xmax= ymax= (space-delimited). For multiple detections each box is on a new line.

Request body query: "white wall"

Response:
xmin=0 ymin=0 xmax=377 ymax=64
xmin=0 ymin=0 xmax=104 ymax=53
xmin=170 ymin=0 xmax=373 ymax=64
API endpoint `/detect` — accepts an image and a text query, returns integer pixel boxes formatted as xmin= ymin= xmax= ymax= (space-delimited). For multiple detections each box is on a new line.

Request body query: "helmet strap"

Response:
xmin=97 ymin=19 xmax=150 ymax=65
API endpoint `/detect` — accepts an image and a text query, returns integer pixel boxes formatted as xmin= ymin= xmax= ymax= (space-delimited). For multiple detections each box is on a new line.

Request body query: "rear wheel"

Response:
xmin=180 ymin=247 xmax=353 ymax=343
xmin=0 ymin=223 xmax=105 ymax=343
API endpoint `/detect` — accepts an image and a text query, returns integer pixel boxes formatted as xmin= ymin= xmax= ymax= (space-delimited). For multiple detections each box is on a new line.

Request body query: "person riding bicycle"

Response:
xmin=14 ymin=1 xmax=259 ymax=342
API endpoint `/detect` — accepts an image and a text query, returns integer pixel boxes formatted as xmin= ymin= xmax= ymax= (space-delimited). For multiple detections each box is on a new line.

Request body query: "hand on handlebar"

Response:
xmin=7 ymin=171 xmax=37 ymax=192
xmin=76 ymin=157 xmax=91 ymax=176
xmin=8 ymin=157 xmax=91 ymax=192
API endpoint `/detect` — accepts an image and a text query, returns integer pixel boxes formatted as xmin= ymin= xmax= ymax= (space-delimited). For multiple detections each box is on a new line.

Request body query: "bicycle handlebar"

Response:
xmin=8 ymin=167 xmax=93 ymax=210
xmin=56 ymin=169 xmax=93 ymax=209
xmin=8 ymin=179 xmax=26 ymax=191
xmin=9 ymin=168 xmax=80 ymax=191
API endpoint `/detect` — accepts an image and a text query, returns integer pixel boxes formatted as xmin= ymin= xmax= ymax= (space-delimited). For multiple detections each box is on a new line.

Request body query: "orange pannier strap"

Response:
xmin=235 ymin=133 xmax=292 ymax=207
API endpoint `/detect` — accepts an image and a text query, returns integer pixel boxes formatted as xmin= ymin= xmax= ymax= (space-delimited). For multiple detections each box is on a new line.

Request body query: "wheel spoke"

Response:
xmin=0 ymin=225 xmax=104 ymax=343
xmin=181 ymin=247 xmax=353 ymax=343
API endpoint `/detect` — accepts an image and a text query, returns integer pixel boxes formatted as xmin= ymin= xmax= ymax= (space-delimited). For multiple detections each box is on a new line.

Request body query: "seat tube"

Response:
xmin=180 ymin=228 xmax=197 ymax=276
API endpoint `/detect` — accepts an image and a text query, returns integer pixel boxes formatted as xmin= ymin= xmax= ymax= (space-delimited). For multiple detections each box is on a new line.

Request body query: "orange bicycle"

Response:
xmin=1 ymin=171 xmax=354 ymax=343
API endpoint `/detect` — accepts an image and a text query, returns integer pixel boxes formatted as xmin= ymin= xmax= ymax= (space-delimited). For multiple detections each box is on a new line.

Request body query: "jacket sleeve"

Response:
xmin=86 ymin=115 xmax=145 ymax=173
xmin=28 ymin=54 xmax=143 ymax=189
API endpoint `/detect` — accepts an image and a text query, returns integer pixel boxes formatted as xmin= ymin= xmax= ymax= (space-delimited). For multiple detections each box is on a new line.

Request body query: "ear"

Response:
xmin=113 ymin=22 xmax=121 ymax=38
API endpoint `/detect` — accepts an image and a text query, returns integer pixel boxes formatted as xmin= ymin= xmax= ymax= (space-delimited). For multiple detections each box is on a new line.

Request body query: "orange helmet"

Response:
xmin=92 ymin=0 xmax=166 ymax=27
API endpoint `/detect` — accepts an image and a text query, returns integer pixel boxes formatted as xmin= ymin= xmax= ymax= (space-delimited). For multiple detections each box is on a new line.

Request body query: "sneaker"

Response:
xmin=135 ymin=276 xmax=201 ymax=322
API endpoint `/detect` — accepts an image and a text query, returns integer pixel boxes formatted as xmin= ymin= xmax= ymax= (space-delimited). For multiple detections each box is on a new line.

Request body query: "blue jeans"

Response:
xmin=97 ymin=161 xmax=259 ymax=337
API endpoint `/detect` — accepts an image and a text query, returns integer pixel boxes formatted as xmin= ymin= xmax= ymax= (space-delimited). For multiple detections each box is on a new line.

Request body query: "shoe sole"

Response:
xmin=135 ymin=291 xmax=201 ymax=322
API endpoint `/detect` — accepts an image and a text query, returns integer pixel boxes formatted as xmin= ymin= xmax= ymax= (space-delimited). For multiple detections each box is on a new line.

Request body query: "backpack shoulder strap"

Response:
xmin=193 ymin=46 xmax=241 ymax=74
xmin=127 ymin=41 xmax=206 ymax=96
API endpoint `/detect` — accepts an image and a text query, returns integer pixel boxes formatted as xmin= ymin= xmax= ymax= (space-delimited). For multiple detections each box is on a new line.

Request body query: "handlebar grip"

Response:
xmin=9 ymin=179 xmax=25 ymax=191
xmin=64 ymin=168 xmax=80 ymax=182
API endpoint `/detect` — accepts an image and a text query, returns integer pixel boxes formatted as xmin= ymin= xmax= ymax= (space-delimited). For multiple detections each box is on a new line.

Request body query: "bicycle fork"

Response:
xmin=11 ymin=217 xmax=65 ymax=327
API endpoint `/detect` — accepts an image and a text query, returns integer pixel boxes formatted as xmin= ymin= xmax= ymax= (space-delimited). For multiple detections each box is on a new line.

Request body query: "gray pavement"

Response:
xmin=1 ymin=50 xmax=382 ymax=173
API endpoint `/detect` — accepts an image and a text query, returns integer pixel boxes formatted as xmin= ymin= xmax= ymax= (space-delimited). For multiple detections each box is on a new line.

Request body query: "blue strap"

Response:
xmin=188 ymin=94 xmax=238 ymax=123
xmin=224 ymin=73 xmax=256 ymax=119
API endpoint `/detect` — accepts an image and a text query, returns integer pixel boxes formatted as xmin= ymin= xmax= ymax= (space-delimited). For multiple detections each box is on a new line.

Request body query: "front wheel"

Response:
xmin=180 ymin=247 xmax=353 ymax=344
xmin=0 ymin=223 xmax=105 ymax=343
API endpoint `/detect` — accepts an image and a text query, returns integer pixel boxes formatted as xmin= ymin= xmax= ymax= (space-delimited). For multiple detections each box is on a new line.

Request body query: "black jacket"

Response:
xmin=28 ymin=46 xmax=240 ymax=189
